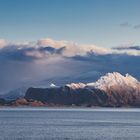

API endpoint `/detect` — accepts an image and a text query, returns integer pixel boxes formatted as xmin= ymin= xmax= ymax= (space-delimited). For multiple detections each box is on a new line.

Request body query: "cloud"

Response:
xmin=0 ymin=39 xmax=6 ymax=49
xmin=120 ymin=22 xmax=140 ymax=30
xmin=120 ymin=22 xmax=131 ymax=27
xmin=37 ymin=38 xmax=140 ymax=56
xmin=37 ymin=38 xmax=111 ymax=56
xmin=112 ymin=45 xmax=140 ymax=56
xmin=113 ymin=45 xmax=140 ymax=50
xmin=37 ymin=38 xmax=81 ymax=57
xmin=0 ymin=38 xmax=140 ymax=93
xmin=133 ymin=24 xmax=140 ymax=29
xmin=0 ymin=41 xmax=65 ymax=61
xmin=1 ymin=38 xmax=140 ymax=63
xmin=0 ymin=38 xmax=111 ymax=62
xmin=37 ymin=38 xmax=68 ymax=48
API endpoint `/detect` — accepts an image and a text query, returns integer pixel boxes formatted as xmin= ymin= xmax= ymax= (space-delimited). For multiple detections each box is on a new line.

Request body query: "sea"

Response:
xmin=0 ymin=107 xmax=140 ymax=140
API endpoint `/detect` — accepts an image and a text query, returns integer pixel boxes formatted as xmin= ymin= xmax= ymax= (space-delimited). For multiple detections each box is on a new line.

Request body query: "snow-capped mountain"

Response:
xmin=87 ymin=72 xmax=140 ymax=90
xmin=66 ymin=72 xmax=140 ymax=91
xmin=24 ymin=72 xmax=140 ymax=107
xmin=2 ymin=72 xmax=140 ymax=107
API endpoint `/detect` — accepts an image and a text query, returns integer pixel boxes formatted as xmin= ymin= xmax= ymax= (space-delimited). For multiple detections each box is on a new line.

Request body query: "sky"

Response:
xmin=0 ymin=0 xmax=140 ymax=94
xmin=0 ymin=0 xmax=140 ymax=47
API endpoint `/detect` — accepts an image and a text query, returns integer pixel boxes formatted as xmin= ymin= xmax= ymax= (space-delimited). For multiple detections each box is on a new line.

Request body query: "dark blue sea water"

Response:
xmin=0 ymin=107 xmax=140 ymax=140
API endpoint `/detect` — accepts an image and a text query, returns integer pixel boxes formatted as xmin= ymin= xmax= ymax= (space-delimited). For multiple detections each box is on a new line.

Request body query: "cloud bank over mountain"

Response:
xmin=0 ymin=38 xmax=140 ymax=93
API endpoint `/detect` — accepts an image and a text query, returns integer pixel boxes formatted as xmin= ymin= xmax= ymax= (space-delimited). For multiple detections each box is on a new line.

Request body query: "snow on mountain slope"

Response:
xmin=66 ymin=83 xmax=86 ymax=89
xmin=66 ymin=72 xmax=140 ymax=93
xmin=50 ymin=83 xmax=57 ymax=88
xmin=78 ymin=72 xmax=140 ymax=106
xmin=86 ymin=72 xmax=140 ymax=91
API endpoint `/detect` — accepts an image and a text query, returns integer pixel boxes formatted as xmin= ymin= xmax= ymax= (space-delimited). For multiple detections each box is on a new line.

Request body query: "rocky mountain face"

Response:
xmin=0 ymin=98 xmax=5 ymax=105
xmin=87 ymin=72 xmax=140 ymax=106
xmin=25 ymin=86 xmax=108 ymax=107
xmin=24 ymin=72 xmax=140 ymax=107
xmin=1 ymin=72 xmax=140 ymax=107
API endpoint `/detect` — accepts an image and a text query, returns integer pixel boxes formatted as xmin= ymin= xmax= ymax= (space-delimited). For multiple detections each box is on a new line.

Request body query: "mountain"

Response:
xmin=0 ymin=98 xmax=5 ymax=105
xmin=23 ymin=72 xmax=140 ymax=107
xmin=87 ymin=72 xmax=139 ymax=90
xmin=24 ymin=86 xmax=107 ymax=107
xmin=1 ymin=87 xmax=27 ymax=101
xmin=1 ymin=72 xmax=140 ymax=107
xmin=87 ymin=72 xmax=140 ymax=106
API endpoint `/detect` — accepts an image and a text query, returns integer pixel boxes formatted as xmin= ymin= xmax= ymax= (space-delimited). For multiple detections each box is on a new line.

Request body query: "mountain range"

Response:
xmin=1 ymin=72 xmax=140 ymax=107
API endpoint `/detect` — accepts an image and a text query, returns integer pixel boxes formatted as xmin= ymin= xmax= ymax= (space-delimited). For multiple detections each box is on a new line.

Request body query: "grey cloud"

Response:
xmin=0 ymin=44 xmax=66 ymax=62
xmin=113 ymin=46 xmax=140 ymax=51
xmin=133 ymin=24 xmax=140 ymax=29
xmin=70 ymin=53 xmax=140 ymax=79
xmin=120 ymin=22 xmax=140 ymax=29
xmin=120 ymin=22 xmax=131 ymax=27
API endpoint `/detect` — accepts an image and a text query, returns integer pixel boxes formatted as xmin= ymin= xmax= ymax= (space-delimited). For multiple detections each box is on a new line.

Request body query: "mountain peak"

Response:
xmin=50 ymin=83 xmax=57 ymax=88
xmin=65 ymin=72 xmax=139 ymax=91
xmin=87 ymin=72 xmax=139 ymax=90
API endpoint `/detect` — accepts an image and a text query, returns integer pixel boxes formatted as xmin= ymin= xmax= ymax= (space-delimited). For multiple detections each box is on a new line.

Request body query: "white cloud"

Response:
xmin=25 ymin=50 xmax=46 ymax=58
xmin=37 ymin=38 xmax=140 ymax=56
xmin=37 ymin=38 xmax=68 ymax=48
xmin=1 ymin=38 xmax=140 ymax=60
xmin=37 ymin=38 xmax=111 ymax=57
xmin=37 ymin=38 xmax=78 ymax=56
xmin=0 ymin=39 xmax=6 ymax=49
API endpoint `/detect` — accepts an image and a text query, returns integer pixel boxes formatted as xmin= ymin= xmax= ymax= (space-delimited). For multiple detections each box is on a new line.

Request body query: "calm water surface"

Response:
xmin=0 ymin=107 xmax=140 ymax=140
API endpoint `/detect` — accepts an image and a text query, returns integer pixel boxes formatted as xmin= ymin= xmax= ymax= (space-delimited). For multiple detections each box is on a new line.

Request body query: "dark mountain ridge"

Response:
xmin=25 ymin=86 xmax=108 ymax=106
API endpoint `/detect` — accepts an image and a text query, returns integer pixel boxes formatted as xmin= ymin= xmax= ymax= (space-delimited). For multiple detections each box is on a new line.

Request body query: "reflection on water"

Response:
xmin=0 ymin=107 xmax=140 ymax=140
